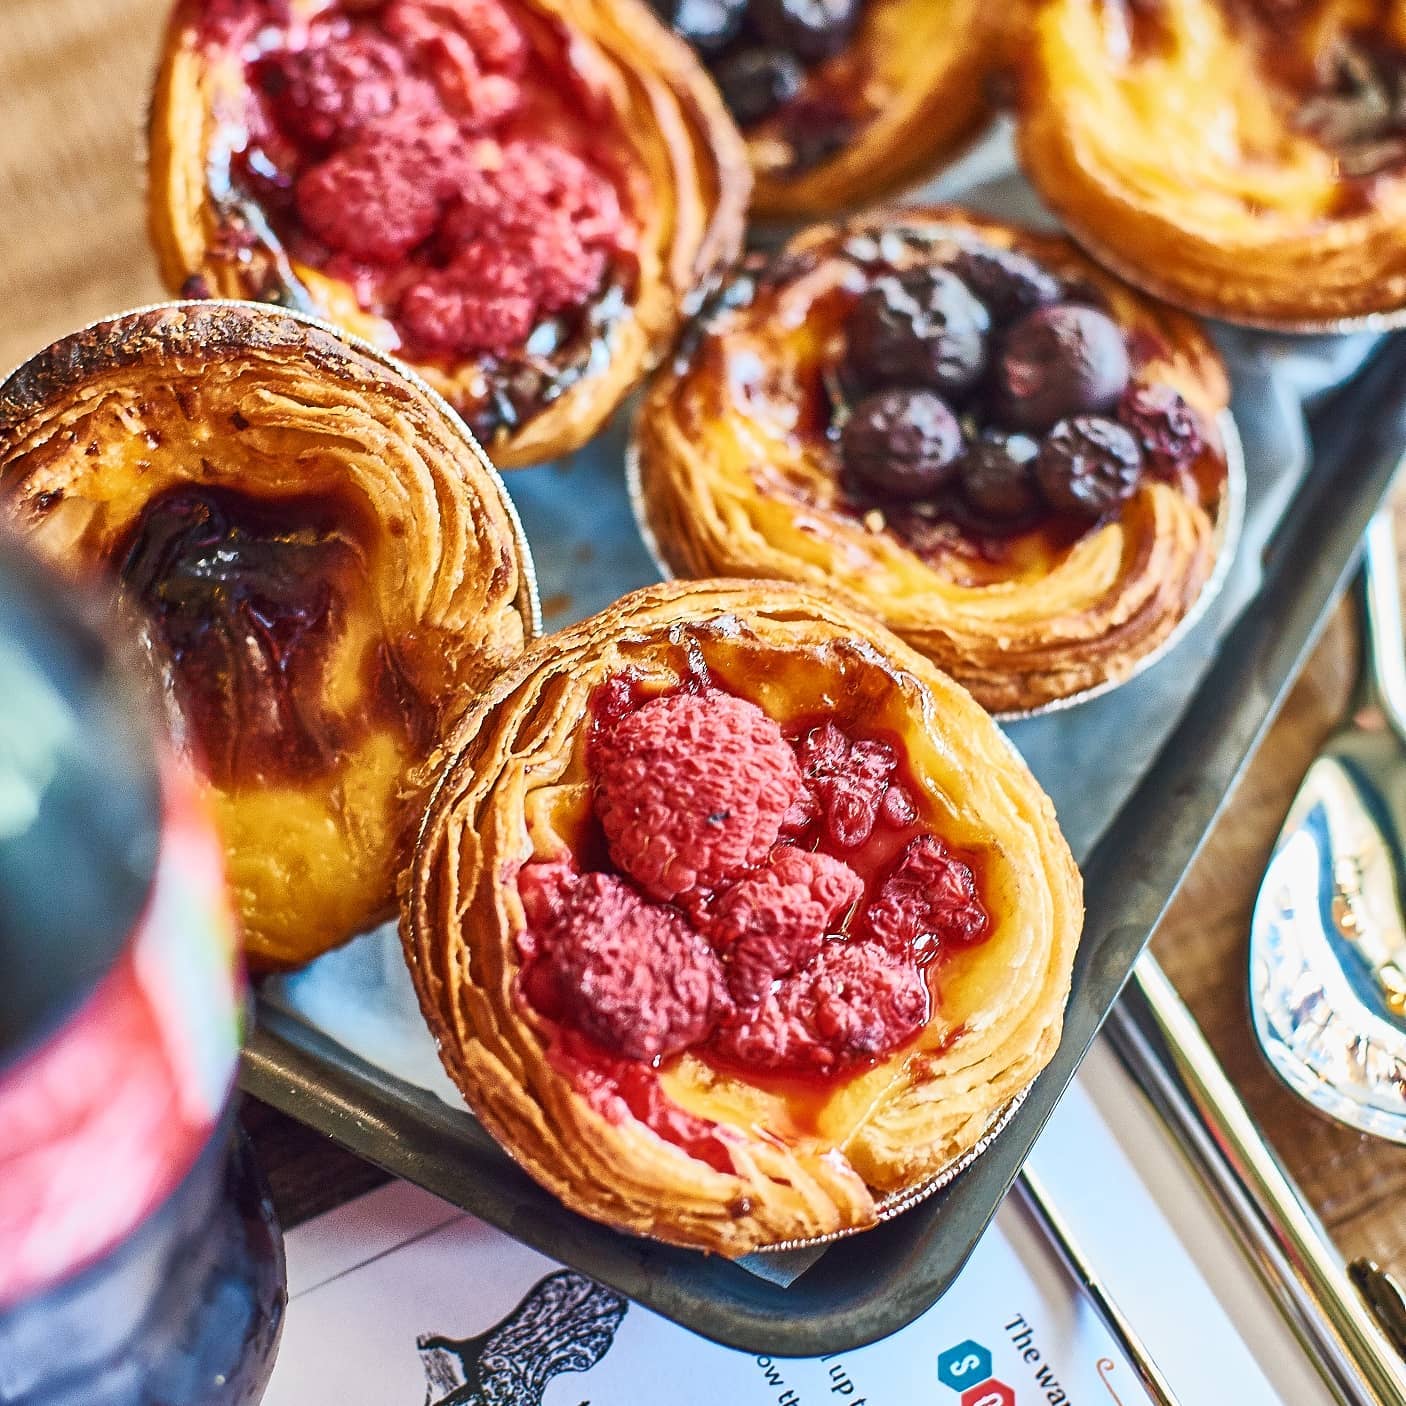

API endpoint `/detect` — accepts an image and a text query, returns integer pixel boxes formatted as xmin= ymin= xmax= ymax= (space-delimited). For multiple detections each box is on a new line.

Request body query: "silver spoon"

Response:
xmin=1250 ymin=508 xmax=1406 ymax=1141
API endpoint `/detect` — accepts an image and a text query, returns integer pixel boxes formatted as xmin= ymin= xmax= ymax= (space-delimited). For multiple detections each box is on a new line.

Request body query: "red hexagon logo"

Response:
xmin=962 ymin=1381 xmax=1015 ymax=1406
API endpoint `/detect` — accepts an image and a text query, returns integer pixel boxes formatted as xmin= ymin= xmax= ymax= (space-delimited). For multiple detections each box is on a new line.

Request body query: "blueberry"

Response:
xmin=845 ymin=269 xmax=990 ymax=399
xmin=997 ymin=304 xmax=1131 ymax=432
xmin=959 ymin=432 xmax=1042 ymax=520
xmin=649 ymin=0 xmax=749 ymax=53
xmin=750 ymin=0 xmax=860 ymax=65
xmin=1116 ymin=382 xmax=1205 ymax=475
xmin=949 ymin=243 xmax=1062 ymax=326
xmin=841 ymin=389 xmax=964 ymax=502
xmin=1035 ymin=416 xmax=1144 ymax=517
xmin=713 ymin=47 xmax=806 ymax=125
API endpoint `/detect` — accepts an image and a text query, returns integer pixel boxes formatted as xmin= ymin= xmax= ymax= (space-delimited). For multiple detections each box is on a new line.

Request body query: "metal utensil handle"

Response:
xmin=1016 ymin=1169 xmax=1182 ymax=1406
xmin=1357 ymin=511 xmax=1406 ymax=743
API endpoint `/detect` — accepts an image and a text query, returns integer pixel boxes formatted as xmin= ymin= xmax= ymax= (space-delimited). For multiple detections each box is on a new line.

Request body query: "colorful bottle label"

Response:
xmin=0 ymin=760 xmax=241 ymax=1308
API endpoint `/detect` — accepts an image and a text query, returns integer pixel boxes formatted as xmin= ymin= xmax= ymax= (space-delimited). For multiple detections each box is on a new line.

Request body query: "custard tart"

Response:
xmin=0 ymin=302 xmax=535 ymax=970
xmin=632 ymin=209 xmax=1237 ymax=716
xmin=149 ymin=0 xmax=749 ymax=467
xmin=404 ymin=579 xmax=1082 ymax=1254
xmin=1019 ymin=0 xmax=1406 ymax=327
xmin=649 ymin=0 xmax=1000 ymax=217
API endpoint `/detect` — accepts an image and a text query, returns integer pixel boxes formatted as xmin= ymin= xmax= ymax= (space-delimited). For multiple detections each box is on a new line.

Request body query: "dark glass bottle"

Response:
xmin=0 ymin=539 xmax=285 ymax=1405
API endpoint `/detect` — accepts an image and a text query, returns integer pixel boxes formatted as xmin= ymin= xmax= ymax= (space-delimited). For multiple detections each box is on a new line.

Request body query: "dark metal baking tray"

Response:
xmin=242 ymin=332 xmax=1406 ymax=1357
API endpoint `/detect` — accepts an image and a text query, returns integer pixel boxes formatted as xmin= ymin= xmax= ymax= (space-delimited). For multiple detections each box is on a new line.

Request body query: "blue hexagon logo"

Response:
xmin=937 ymin=1341 xmax=992 ymax=1391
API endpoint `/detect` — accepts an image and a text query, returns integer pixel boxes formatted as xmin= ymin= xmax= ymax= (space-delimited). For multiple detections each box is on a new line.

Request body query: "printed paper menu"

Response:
xmin=262 ymin=1054 xmax=1308 ymax=1406
xmin=264 ymin=1176 xmax=1146 ymax=1406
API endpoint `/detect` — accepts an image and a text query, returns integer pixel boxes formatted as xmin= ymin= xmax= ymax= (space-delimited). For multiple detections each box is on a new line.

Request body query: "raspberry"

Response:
xmin=384 ymin=0 xmax=528 ymax=77
xmin=258 ymin=28 xmax=424 ymax=148
xmin=706 ymin=848 xmax=863 ymax=1006
xmin=295 ymin=121 xmax=459 ymax=259
xmin=517 ymin=864 xmax=730 ymax=1061
xmin=863 ymin=835 xmax=989 ymax=964
xmin=1116 ymin=382 xmax=1205 ymax=475
xmin=793 ymin=722 xmax=915 ymax=851
xmin=592 ymin=690 xmax=803 ymax=903
xmin=383 ymin=0 xmax=526 ymax=126
xmin=398 ymin=245 xmax=539 ymax=356
xmin=444 ymin=141 xmax=622 ymax=251
xmin=510 ymin=142 xmax=623 ymax=247
xmin=390 ymin=139 xmax=617 ymax=354
xmin=712 ymin=942 xmax=929 ymax=1074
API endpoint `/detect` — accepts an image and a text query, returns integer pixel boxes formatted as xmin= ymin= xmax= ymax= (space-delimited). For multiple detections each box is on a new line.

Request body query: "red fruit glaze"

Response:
xmin=863 ymin=835 xmax=989 ymax=964
xmin=213 ymin=0 xmax=628 ymax=361
xmin=591 ymin=691 xmax=803 ymax=903
xmin=712 ymin=942 xmax=930 ymax=1075
xmin=511 ymin=680 xmax=994 ymax=1152
xmin=549 ymin=1032 xmax=736 ymax=1174
xmin=517 ymin=864 xmax=730 ymax=1061
xmin=705 ymin=847 xmax=863 ymax=1007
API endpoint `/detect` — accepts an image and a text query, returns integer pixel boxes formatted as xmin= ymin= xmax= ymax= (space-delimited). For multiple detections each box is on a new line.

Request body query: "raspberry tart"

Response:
xmin=649 ymin=0 xmax=1000 ymax=216
xmin=0 ymin=302 xmax=536 ymax=970
xmin=632 ymin=209 xmax=1237 ymax=715
xmin=148 ymin=0 xmax=749 ymax=467
xmin=404 ymin=580 xmax=1082 ymax=1254
xmin=1019 ymin=0 xmax=1406 ymax=327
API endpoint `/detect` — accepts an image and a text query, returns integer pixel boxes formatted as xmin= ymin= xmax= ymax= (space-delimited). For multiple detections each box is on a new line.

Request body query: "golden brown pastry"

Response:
xmin=404 ymin=579 xmax=1083 ymax=1255
xmin=649 ymin=0 xmax=1000 ymax=217
xmin=633 ymin=208 xmax=1235 ymax=716
xmin=0 ymin=301 xmax=535 ymax=970
xmin=1019 ymin=0 xmax=1406 ymax=327
xmin=149 ymin=0 xmax=750 ymax=467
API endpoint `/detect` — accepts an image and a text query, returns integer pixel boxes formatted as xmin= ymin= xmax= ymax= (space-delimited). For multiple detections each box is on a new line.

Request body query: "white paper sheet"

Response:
xmin=263 ymin=1048 xmax=1325 ymax=1406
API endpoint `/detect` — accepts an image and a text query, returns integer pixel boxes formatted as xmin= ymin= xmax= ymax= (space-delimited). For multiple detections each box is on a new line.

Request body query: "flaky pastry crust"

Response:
xmin=745 ymin=0 xmax=1001 ymax=217
xmin=403 ymin=579 xmax=1082 ymax=1255
xmin=0 ymin=302 xmax=535 ymax=970
xmin=148 ymin=0 xmax=750 ymax=466
xmin=633 ymin=208 xmax=1233 ymax=716
xmin=1018 ymin=0 xmax=1406 ymax=327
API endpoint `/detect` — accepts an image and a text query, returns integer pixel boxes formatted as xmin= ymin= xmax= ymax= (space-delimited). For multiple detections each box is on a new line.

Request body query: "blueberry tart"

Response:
xmin=0 ymin=302 xmax=536 ymax=970
xmin=649 ymin=0 xmax=999 ymax=216
xmin=404 ymin=579 xmax=1082 ymax=1253
xmin=632 ymin=209 xmax=1237 ymax=715
xmin=149 ymin=0 xmax=749 ymax=467
xmin=1019 ymin=0 xmax=1406 ymax=327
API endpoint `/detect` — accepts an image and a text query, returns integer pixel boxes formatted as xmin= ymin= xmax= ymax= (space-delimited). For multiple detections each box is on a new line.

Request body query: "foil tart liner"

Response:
xmin=626 ymin=410 xmax=1246 ymax=724
xmin=755 ymin=1086 xmax=1030 ymax=1257
xmin=0 ymin=299 xmax=544 ymax=644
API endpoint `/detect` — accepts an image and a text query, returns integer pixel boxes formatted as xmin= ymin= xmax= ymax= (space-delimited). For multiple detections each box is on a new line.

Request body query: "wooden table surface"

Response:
xmin=5 ymin=0 xmax=1406 ymax=1269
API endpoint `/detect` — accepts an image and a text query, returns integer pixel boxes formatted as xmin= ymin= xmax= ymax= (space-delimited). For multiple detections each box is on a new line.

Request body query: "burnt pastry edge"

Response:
xmin=0 ymin=299 xmax=541 ymax=967
xmin=0 ymin=299 xmax=541 ymax=639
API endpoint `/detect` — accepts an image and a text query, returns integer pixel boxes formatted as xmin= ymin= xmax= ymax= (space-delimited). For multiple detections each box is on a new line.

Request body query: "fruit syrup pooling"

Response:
xmin=649 ymin=0 xmax=867 ymax=171
xmin=208 ymin=0 xmax=635 ymax=432
xmin=802 ymin=234 xmax=1212 ymax=571
xmin=116 ymin=483 xmax=426 ymax=788
xmin=514 ymin=660 xmax=991 ymax=1170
